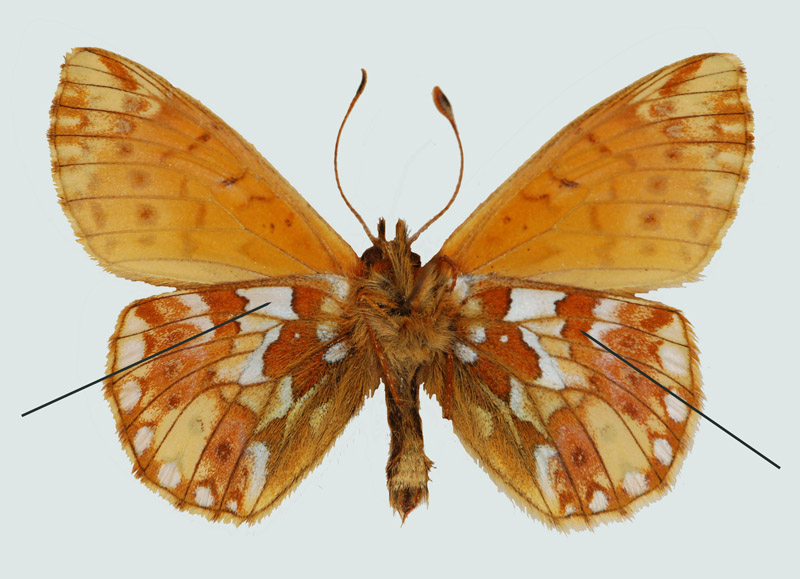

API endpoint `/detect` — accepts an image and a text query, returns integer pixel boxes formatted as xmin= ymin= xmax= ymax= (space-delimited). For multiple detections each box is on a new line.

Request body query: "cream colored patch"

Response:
xmin=121 ymin=309 xmax=150 ymax=335
xmin=665 ymin=392 xmax=689 ymax=422
xmin=118 ymin=379 xmax=141 ymax=412
xmin=657 ymin=315 xmax=686 ymax=344
xmin=658 ymin=341 xmax=690 ymax=380
xmin=235 ymin=287 xmax=298 ymax=320
xmin=238 ymin=316 xmax=281 ymax=334
xmin=178 ymin=293 xmax=209 ymax=315
xmin=504 ymin=289 xmax=565 ymax=322
xmin=226 ymin=500 xmax=238 ymax=513
xmin=157 ymin=461 xmax=181 ymax=488
xmin=452 ymin=276 xmax=475 ymax=302
xmin=239 ymin=326 xmax=281 ymax=385
xmin=323 ymin=342 xmax=349 ymax=363
xmin=592 ymin=298 xmax=620 ymax=322
xmin=461 ymin=298 xmax=483 ymax=317
xmin=454 ymin=342 xmax=477 ymax=364
xmin=194 ymin=486 xmax=214 ymax=507
xmin=310 ymin=402 xmax=330 ymax=433
xmin=534 ymin=445 xmax=559 ymax=503
xmin=116 ymin=335 xmax=145 ymax=369
xmin=269 ymin=376 xmax=294 ymax=419
xmin=316 ymin=321 xmax=338 ymax=343
xmin=509 ymin=378 xmax=547 ymax=435
xmin=244 ymin=442 xmax=270 ymax=505
xmin=467 ymin=325 xmax=486 ymax=344
xmin=133 ymin=426 xmax=153 ymax=455
xmin=589 ymin=490 xmax=608 ymax=513
xmin=520 ymin=327 xmax=565 ymax=390
xmin=320 ymin=297 xmax=343 ymax=316
xmin=521 ymin=318 xmax=566 ymax=337
xmin=622 ymin=472 xmax=648 ymax=497
xmin=653 ymin=438 xmax=673 ymax=466
xmin=471 ymin=405 xmax=493 ymax=438
xmin=499 ymin=335 xmax=508 ymax=343
xmin=322 ymin=275 xmax=350 ymax=301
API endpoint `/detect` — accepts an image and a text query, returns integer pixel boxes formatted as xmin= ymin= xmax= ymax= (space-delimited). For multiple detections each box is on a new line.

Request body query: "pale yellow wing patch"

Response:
xmin=425 ymin=277 xmax=701 ymax=529
xmin=106 ymin=276 xmax=378 ymax=523
xmin=439 ymin=54 xmax=752 ymax=293
xmin=50 ymin=48 xmax=359 ymax=287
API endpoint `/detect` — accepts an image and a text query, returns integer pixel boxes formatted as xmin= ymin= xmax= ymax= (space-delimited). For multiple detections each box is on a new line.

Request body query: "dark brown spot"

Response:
xmin=560 ymin=178 xmax=580 ymax=188
xmin=642 ymin=212 xmax=659 ymax=229
xmin=118 ymin=142 xmax=133 ymax=155
xmin=222 ymin=174 xmax=241 ymax=186
xmin=649 ymin=175 xmax=667 ymax=194
xmin=129 ymin=169 xmax=150 ymax=188
xmin=284 ymin=216 xmax=293 ymax=227
xmin=197 ymin=132 xmax=211 ymax=142
xmin=215 ymin=442 xmax=232 ymax=462
xmin=571 ymin=447 xmax=587 ymax=467
xmin=587 ymin=132 xmax=598 ymax=144
xmin=502 ymin=215 xmax=512 ymax=224
xmin=666 ymin=147 xmax=681 ymax=161
xmin=166 ymin=393 xmax=181 ymax=410
xmin=90 ymin=201 xmax=107 ymax=227
xmin=137 ymin=204 xmax=157 ymax=223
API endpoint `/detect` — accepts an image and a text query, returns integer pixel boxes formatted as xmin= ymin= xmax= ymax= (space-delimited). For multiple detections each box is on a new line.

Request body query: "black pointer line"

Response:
xmin=21 ymin=302 xmax=272 ymax=418
xmin=581 ymin=330 xmax=780 ymax=470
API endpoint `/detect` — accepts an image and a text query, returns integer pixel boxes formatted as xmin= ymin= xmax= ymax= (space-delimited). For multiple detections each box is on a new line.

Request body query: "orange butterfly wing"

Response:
xmin=49 ymin=47 xmax=359 ymax=286
xmin=106 ymin=276 xmax=378 ymax=523
xmin=439 ymin=53 xmax=753 ymax=293
xmin=425 ymin=278 xmax=700 ymax=529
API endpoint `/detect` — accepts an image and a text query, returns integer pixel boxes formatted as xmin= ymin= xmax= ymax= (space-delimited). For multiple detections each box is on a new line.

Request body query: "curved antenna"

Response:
xmin=408 ymin=86 xmax=464 ymax=244
xmin=335 ymin=69 xmax=378 ymax=245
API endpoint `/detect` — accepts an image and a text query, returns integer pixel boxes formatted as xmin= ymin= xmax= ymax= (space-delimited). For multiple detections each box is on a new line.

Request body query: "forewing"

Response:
xmin=106 ymin=275 xmax=378 ymax=523
xmin=424 ymin=277 xmax=700 ymax=529
xmin=50 ymin=48 xmax=358 ymax=286
xmin=439 ymin=53 xmax=752 ymax=293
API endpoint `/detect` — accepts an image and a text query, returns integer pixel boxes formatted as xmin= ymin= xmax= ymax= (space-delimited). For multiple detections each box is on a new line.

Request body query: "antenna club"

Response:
xmin=432 ymin=86 xmax=455 ymax=124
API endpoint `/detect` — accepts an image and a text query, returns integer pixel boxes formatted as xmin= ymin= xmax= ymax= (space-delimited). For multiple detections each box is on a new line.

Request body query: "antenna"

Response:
xmin=335 ymin=69 xmax=378 ymax=245
xmin=408 ymin=86 xmax=464 ymax=244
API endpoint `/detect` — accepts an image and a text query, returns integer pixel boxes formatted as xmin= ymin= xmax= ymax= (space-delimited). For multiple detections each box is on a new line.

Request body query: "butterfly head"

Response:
xmin=360 ymin=217 xmax=421 ymax=274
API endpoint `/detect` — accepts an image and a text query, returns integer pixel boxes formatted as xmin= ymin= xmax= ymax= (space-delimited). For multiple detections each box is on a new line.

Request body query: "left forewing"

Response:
xmin=105 ymin=275 xmax=378 ymax=523
xmin=424 ymin=277 xmax=700 ymax=529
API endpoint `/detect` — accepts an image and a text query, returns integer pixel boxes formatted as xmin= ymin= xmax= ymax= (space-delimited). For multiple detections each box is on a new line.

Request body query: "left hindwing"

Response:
xmin=105 ymin=275 xmax=378 ymax=524
xmin=424 ymin=277 xmax=700 ymax=529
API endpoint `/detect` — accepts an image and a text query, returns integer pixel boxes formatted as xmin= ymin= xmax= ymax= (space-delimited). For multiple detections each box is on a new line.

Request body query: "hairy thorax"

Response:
xmin=350 ymin=219 xmax=460 ymax=519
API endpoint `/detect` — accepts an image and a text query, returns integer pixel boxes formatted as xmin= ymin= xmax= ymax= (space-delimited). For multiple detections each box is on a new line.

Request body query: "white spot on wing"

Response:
xmin=623 ymin=472 xmax=648 ymax=497
xmin=665 ymin=392 xmax=688 ymax=422
xmin=133 ymin=427 xmax=153 ymax=455
xmin=499 ymin=335 xmax=508 ymax=343
xmin=467 ymin=325 xmax=486 ymax=344
xmin=324 ymin=342 xmax=349 ymax=363
xmin=316 ymin=321 xmax=338 ymax=343
xmin=178 ymin=293 xmax=209 ymax=315
xmin=504 ymin=288 xmax=565 ymax=322
xmin=592 ymin=298 xmax=620 ymax=322
xmin=322 ymin=275 xmax=351 ymax=301
xmin=158 ymin=461 xmax=181 ymax=488
xmin=454 ymin=342 xmax=477 ymax=364
xmin=520 ymin=327 xmax=565 ymax=390
xmin=244 ymin=442 xmax=270 ymax=504
xmin=653 ymin=438 xmax=673 ymax=466
xmin=510 ymin=378 xmax=533 ymax=421
xmin=225 ymin=500 xmax=238 ymax=513
xmin=272 ymin=376 xmax=293 ymax=419
xmin=534 ymin=445 xmax=559 ymax=502
xmin=452 ymin=275 xmax=474 ymax=302
xmin=239 ymin=326 xmax=281 ymax=385
xmin=236 ymin=287 xmax=298 ymax=320
xmin=194 ymin=486 xmax=214 ymax=507
xmin=658 ymin=341 xmax=689 ymax=380
xmin=116 ymin=335 xmax=145 ymax=368
xmin=118 ymin=380 xmax=141 ymax=412
xmin=589 ymin=490 xmax=608 ymax=512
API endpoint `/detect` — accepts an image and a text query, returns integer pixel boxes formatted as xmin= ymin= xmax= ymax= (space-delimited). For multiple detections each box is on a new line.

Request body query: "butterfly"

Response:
xmin=49 ymin=48 xmax=752 ymax=529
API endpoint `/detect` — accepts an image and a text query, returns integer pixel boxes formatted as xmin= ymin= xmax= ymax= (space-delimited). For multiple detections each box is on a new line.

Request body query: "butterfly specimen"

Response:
xmin=49 ymin=48 xmax=752 ymax=529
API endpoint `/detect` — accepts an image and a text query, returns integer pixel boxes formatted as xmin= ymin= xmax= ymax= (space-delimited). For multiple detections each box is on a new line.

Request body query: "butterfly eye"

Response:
xmin=361 ymin=245 xmax=384 ymax=268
